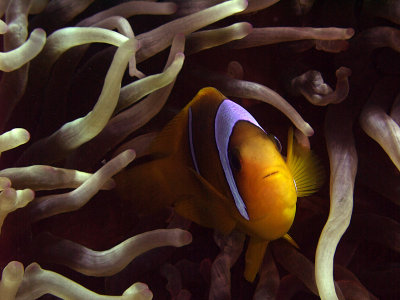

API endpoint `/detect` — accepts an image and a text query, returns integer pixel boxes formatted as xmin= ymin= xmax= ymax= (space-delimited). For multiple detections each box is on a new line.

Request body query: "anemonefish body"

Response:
xmin=116 ymin=87 xmax=323 ymax=282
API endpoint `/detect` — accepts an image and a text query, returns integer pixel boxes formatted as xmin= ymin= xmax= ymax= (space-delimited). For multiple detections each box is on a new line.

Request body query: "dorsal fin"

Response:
xmin=147 ymin=87 xmax=225 ymax=158
xmin=286 ymin=127 xmax=325 ymax=197
xmin=147 ymin=107 xmax=189 ymax=157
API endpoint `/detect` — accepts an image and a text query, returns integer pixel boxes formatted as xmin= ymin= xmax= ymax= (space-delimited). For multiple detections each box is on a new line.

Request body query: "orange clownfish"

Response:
xmin=116 ymin=87 xmax=324 ymax=282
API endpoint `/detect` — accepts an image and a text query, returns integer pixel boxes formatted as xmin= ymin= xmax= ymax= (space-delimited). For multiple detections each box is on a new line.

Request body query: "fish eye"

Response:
xmin=267 ymin=133 xmax=282 ymax=152
xmin=228 ymin=148 xmax=241 ymax=172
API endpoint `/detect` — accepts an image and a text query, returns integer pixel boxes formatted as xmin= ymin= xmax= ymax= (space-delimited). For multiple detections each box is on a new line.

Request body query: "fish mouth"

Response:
xmin=263 ymin=171 xmax=279 ymax=179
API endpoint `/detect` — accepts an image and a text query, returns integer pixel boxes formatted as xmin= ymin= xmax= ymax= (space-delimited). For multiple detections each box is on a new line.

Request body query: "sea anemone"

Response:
xmin=0 ymin=0 xmax=399 ymax=299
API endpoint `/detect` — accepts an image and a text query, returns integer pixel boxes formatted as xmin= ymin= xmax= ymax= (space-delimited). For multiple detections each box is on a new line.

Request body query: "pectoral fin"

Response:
xmin=286 ymin=127 xmax=325 ymax=197
xmin=244 ymin=237 xmax=269 ymax=282
xmin=174 ymin=168 xmax=236 ymax=235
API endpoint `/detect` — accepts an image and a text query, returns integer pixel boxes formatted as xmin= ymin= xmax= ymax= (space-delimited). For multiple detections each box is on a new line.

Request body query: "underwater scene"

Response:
xmin=0 ymin=0 xmax=399 ymax=299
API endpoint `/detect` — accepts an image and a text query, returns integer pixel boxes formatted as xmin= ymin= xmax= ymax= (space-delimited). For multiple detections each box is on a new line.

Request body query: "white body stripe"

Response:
xmin=188 ymin=107 xmax=200 ymax=174
xmin=214 ymin=100 xmax=264 ymax=221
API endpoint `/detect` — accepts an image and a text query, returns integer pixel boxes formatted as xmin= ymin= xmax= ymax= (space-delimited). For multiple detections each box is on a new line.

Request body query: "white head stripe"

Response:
xmin=214 ymin=99 xmax=264 ymax=221
xmin=188 ymin=107 xmax=200 ymax=174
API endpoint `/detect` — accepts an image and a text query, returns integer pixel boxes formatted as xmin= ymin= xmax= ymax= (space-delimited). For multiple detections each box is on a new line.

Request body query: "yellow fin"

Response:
xmin=174 ymin=168 xmax=236 ymax=235
xmin=244 ymin=237 xmax=269 ymax=282
xmin=286 ymin=127 xmax=325 ymax=197
xmin=283 ymin=234 xmax=299 ymax=249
